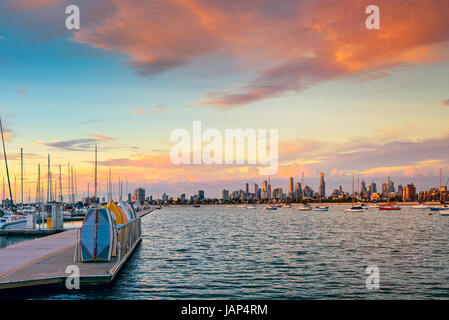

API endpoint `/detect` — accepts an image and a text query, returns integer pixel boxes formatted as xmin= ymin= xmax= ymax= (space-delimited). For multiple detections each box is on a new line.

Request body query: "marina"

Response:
xmin=0 ymin=208 xmax=153 ymax=290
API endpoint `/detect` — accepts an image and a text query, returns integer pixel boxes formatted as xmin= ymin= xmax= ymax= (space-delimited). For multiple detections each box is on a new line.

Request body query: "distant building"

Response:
xmin=288 ymin=177 xmax=294 ymax=199
xmin=382 ymin=183 xmax=387 ymax=195
xmin=303 ymin=185 xmax=314 ymax=198
xmin=319 ymin=172 xmax=325 ymax=198
xmin=294 ymin=182 xmax=303 ymax=200
xmin=198 ymin=190 xmax=205 ymax=200
xmin=134 ymin=188 xmax=145 ymax=203
xmin=222 ymin=189 xmax=229 ymax=200
xmin=402 ymin=184 xmax=416 ymax=201
xmin=272 ymin=188 xmax=283 ymax=200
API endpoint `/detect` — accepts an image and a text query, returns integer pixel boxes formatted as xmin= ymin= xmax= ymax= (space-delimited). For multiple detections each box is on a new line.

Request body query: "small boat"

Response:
xmin=379 ymin=203 xmax=401 ymax=210
xmin=345 ymin=173 xmax=364 ymax=212
xmin=440 ymin=211 xmax=449 ymax=216
xmin=266 ymin=206 xmax=277 ymax=210
xmin=0 ymin=208 xmax=27 ymax=230
xmin=282 ymin=204 xmax=292 ymax=208
xmin=345 ymin=206 xmax=365 ymax=212
xmin=246 ymin=206 xmax=257 ymax=209
xmin=312 ymin=205 xmax=329 ymax=212
xmin=297 ymin=205 xmax=312 ymax=211
xmin=411 ymin=204 xmax=429 ymax=209
xmin=429 ymin=205 xmax=449 ymax=211
xmin=193 ymin=205 xmax=201 ymax=208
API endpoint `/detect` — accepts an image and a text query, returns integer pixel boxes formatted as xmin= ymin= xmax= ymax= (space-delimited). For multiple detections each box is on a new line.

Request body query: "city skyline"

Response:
xmin=0 ymin=0 xmax=449 ymax=198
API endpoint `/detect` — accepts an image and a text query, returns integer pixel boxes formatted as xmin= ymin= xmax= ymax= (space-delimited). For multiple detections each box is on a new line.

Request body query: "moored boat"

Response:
xmin=312 ymin=205 xmax=329 ymax=212
xmin=0 ymin=208 xmax=27 ymax=229
xmin=429 ymin=206 xmax=449 ymax=211
xmin=379 ymin=203 xmax=401 ymax=210
xmin=297 ymin=204 xmax=312 ymax=211
xmin=345 ymin=206 xmax=365 ymax=212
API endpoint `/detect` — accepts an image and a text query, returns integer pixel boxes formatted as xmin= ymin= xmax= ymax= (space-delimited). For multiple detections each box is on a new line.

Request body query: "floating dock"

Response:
xmin=0 ymin=209 xmax=155 ymax=290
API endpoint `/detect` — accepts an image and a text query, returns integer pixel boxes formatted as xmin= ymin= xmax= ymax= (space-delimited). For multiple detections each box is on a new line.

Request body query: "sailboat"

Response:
xmin=312 ymin=193 xmax=329 ymax=211
xmin=412 ymin=175 xmax=429 ymax=209
xmin=345 ymin=172 xmax=365 ymax=212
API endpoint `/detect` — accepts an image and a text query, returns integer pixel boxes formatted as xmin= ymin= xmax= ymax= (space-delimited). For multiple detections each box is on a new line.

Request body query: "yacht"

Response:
xmin=411 ymin=204 xmax=429 ymax=209
xmin=0 ymin=207 xmax=27 ymax=229
xmin=379 ymin=203 xmax=401 ymax=210
xmin=429 ymin=205 xmax=449 ymax=211
xmin=297 ymin=204 xmax=312 ymax=211
xmin=312 ymin=205 xmax=329 ymax=212
xmin=345 ymin=172 xmax=364 ymax=212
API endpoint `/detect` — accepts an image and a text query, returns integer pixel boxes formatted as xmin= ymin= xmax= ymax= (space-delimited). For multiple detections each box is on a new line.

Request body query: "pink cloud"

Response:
xmin=88 ymin=134 xmax=116 ymax=141
xmin=441 ymin=99 xmax=449 ymax=107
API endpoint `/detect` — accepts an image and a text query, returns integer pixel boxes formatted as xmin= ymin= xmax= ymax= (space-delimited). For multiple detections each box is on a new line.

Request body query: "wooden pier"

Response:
xmin=0 ymin=208 xmax=155 ymax=290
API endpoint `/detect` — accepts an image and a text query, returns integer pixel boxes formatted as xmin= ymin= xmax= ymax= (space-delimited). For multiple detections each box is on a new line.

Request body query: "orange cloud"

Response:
xmin=88 ymin=134 xmax=116 ymax=141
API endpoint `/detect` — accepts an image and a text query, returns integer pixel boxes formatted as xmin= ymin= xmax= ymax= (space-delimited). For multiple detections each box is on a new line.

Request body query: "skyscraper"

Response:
xmin=319 ymin=172 xmax=325 ymax=198
xmin=294 ymin=182 xmax=302 ymax=200
xmin=288 ymin=177 xmax=294 ymax=199
xmin=198 ymin=190 xmax=205 ymax=200
xmin=134 ymin=188 xmax=145 ymax=204
xmin=222 ymin=189 xmax=229 ymax=200
xmin=245 ymin=183 xmax=249 ymax=196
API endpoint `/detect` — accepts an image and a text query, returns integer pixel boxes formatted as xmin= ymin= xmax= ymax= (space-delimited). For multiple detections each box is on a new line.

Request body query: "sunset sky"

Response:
xmin=0 ymin=0 xmax=449 ymax=199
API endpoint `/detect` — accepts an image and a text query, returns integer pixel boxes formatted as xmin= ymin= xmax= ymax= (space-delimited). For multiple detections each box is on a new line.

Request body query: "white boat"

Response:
xmin=411 ymin=204 xmax=429 ymax=209
xmin=345 ymin=206 xmax=365 ymax=212
xmin=441 ymin=211 xmax=449 ymax=216
xmin=312 ymin=206 xmax=329 ymax=212
xmin=17 ymin=206 xmax=36 ymax=215
xmin=266 ymin=206 xmax=277 ymax=211
xmin=0 ymin=208 xmax=27 ymax=229
xmin=282 ymin=204 xmax=292 ymax=208
xmin=246 ymin=206 xmax=257 ymax=209
xmin=345 ymin=173 xmax=364 ymax=212
xmin=297 ymin=205 xmax=312 ymax=211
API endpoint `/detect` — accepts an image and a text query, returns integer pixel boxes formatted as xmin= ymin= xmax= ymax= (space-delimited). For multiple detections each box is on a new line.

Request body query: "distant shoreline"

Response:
xmin=163 ymin=201 xmax=444 ymax=207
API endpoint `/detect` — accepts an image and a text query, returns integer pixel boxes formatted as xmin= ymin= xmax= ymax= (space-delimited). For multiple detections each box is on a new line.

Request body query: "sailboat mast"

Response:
xmin=351 ymin=172 xmax=354 ymax=205
xmin=94 ymin=144 xmax=97 ymax=203
xmin=21 ymin=148 xmax=23 ymax=205
xmin=59 ymin=164 xmax=62 ymax=202
xmin=0 ymin=117 xmax=13 ymax=204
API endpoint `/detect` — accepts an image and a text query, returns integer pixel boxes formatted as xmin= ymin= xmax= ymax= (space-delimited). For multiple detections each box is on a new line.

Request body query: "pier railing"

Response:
xmin=74 ymin=218 xmax=142 ymax=263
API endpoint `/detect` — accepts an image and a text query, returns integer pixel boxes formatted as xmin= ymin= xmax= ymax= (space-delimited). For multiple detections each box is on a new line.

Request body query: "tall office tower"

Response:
xmin=370 ymin=182 xmax=377 ymax=194
xmin=254 ymin=183 xmax=258 ymax=195
xmin=245 ymin=183 xmax=249 ymax=196
xmin=387 ymin=176 xmax=395 ymax=193
xmin=222 ymin=189 xmax=229 ymax=200
xmin=267 ymin=184 xmax=272 ymax=200
xmin=360 ymin=179 xmax=367 ymax=193
xmin=398 ymin=185 xmax=403 ymax=197
xmin=319 ymin=172 xmax=325 ymax=198
xmin=134 ymin=188 xmax=145 ymax=203
xmin=198 ymin=190 xmax=205 ymax=200
xmin=294 ymin=182 xmax=302 ymax=200
xmin=382 ymin=183 xmax=387 ymax=195
xmin=263 ymin=180 xmax=268 ymax=191
xmin=289 ymin=177 xmax=294 ymax=194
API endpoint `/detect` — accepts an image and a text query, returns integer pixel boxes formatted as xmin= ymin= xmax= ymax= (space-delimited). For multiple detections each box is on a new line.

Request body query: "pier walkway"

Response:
xmin=0 ymin=208 xmax=155 ymax=290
